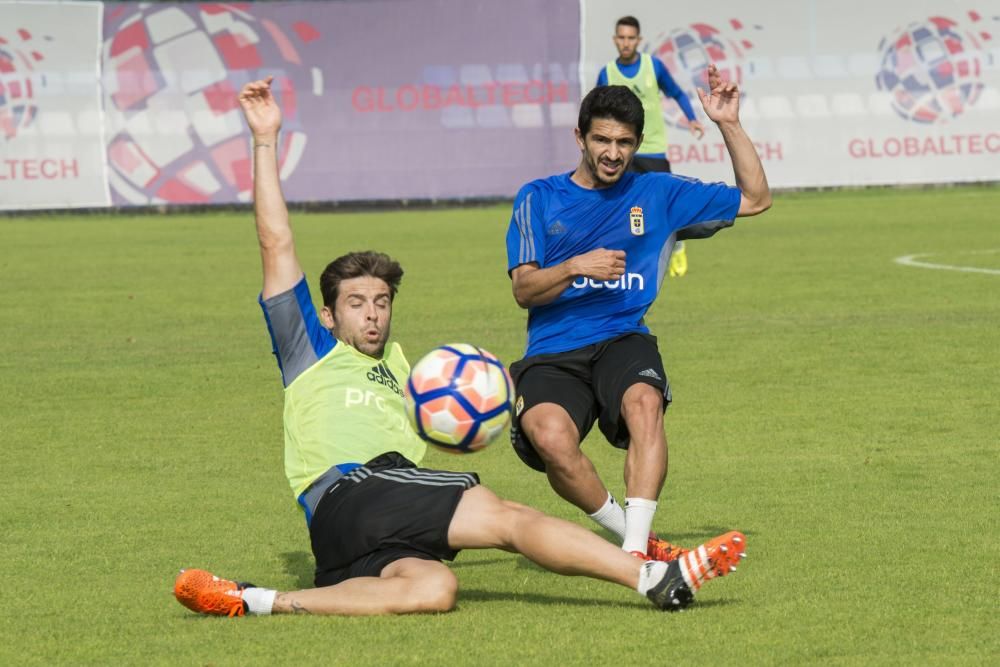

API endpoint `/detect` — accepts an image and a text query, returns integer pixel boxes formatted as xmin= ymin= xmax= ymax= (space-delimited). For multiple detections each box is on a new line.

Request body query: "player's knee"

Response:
xmin=622 ymin=383 xmax=663 ymax=417
xmin=523 ymin=414 xmax=578 ymax=461
xmin=411 ymin=568 xmax=458 ymax=613
xmin=497 ymin=500 xmax=545 ymax=542
xmin=500 ymin=497 xmax=542 ymax=519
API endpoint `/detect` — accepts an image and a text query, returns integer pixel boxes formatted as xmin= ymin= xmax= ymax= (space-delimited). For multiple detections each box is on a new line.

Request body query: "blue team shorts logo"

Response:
xmin=643 ymin=18 xmax=762 ymax=130
xmin=875 ymin=12 xmax=994 ymax=124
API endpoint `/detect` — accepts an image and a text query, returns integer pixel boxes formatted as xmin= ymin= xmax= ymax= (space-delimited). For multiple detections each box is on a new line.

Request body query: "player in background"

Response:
xmin=506 ymin=68 xmax=769 ymax=561
xmin=172 ymin=76 xmax=746 ymax=618
xmin=597 ymin=15 xmax=708 ymax=277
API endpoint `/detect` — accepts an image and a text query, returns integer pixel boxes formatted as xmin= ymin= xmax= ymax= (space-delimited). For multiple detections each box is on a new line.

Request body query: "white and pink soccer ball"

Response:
xmin=405 ymin=344 xmax=513 ymax=454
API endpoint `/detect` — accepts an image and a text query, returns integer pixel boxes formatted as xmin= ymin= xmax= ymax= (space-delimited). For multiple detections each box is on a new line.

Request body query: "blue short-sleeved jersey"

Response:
xmin=506 ymin=171 xmax=740 ymax=357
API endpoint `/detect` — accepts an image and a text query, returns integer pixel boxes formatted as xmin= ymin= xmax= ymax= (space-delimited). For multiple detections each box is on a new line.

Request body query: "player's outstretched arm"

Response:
xmin=238 ymin=76 xmax=303 ymax=299
xmin=696 ymin=64 xmax=771 ymax=217
xmin=510 ymin=249 xmax=626 ymax=308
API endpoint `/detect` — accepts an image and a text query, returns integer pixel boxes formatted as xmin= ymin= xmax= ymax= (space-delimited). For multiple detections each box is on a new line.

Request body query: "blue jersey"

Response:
xmin=506 ymin=171 xmax=740 ymax=357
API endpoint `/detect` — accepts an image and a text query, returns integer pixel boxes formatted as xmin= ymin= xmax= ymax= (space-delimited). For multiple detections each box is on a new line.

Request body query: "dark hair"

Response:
xmin=616 ymin=15 xmax=640 ymax=32
xmin=577 ymin=85 xmax=644 ymax=138
xmin=319 ymin=251 xmax=404 ymax=306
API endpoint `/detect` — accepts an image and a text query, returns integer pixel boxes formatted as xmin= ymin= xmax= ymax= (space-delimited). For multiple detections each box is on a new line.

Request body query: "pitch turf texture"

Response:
xmin=3 ymin=186 xmax=998 ymax=665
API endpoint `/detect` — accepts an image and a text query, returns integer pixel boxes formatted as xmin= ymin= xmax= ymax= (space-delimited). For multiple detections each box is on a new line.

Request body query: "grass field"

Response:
xmin=2 ymin=186 xmax=998 ymax=665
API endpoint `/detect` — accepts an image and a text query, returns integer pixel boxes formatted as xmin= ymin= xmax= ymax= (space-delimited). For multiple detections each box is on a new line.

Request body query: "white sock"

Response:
xmin=241 ymin=587 xmax=276 ymax=615
xmin=587 ymin=492 xmax=626 ymax=541
xmin=621 ymin=497 xmax=657 ymax=554
xmin=636 ymin=560 xmax=669 ymax=595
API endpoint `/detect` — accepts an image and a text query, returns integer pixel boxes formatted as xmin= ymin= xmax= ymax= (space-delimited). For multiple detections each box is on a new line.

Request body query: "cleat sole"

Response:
xmin=703 ymin=531 xmax=747 ymax=579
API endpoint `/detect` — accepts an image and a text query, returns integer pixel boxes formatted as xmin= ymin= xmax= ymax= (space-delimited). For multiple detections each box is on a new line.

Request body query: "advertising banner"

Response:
xmin=102 ymin=0 xmax=581 ymax=205
xmin=4 ymin=0 xmax=996 ymax=211
xmin=0 ymin=1 xmax=109 ymax=210
xmin=581 ymin=0 xmax=1000 ymax=187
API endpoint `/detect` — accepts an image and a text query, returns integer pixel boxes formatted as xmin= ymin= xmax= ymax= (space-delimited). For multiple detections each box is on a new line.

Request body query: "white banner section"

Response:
xmin=581 ymin=0 xmax=1000 ymax=187
xmin=0 ymin=1 xmax=108 ymax=209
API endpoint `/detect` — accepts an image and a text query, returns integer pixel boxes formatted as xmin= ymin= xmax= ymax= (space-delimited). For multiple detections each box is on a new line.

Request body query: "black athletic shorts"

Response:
xmin=630 ymin=155 xmax=671 ymax=174
xmin=508 ymin=333 xmax=671 ymax=472
xmin=309 ymin=452 xmax=479 ymax=587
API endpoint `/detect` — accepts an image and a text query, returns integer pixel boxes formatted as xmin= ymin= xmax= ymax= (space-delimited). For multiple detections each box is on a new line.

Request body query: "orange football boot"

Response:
xmin=647 ymin=533 xmax=687 ymax=562
xmin=174 ymin=569 xmax=253 ymax=617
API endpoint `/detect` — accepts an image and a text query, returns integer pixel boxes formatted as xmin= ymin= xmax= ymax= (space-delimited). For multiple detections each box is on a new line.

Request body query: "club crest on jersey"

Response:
xmin=629 ymin=206 xmax=644 ymax=236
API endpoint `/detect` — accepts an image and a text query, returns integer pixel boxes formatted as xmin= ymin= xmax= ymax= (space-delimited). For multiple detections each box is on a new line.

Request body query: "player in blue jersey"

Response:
xmin=505 ymin=67 xmax=770 ymax=561
xmin=173 ymin=76 xmax=746 ymax=618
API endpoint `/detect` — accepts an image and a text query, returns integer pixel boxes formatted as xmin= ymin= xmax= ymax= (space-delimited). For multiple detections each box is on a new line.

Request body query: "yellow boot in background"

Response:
xmin=668 ymin=241 xmax=688 ymax=278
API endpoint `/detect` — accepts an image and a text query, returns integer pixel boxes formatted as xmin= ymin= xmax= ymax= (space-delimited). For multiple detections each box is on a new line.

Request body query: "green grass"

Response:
xmin=2 ymin=186 xmax=998 ymax=665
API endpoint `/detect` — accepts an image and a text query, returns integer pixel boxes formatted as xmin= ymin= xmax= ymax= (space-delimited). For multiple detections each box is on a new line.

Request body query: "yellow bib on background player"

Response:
xmin=605 ymin=53 xmax=668 ymax=154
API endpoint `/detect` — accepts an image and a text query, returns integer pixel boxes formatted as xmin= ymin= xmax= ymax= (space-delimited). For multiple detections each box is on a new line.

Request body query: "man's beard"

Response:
xmin=586 ymin=151 xmax=627 ymax=186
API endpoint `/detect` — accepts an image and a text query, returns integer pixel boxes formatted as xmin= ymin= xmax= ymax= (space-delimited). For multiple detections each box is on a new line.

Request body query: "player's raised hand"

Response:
xmin=238 ymin=76 xmax=282 ymax=139
xmin=696 ymin=64 xmax=740 ymax=125
xmin=570 ymin=248 xmax=627 ymax=282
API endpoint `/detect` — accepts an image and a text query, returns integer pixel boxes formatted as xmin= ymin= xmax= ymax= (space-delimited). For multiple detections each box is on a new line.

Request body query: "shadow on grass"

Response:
xmin=281 ymin=551 xmax=315 ymax=589
xmin=451 ymin=556 xmax=514 ymax=568
xmin=457 ymin=589 xmax=741 ymax=610
xmin=660 ymin=526 xmax=756 ymax=543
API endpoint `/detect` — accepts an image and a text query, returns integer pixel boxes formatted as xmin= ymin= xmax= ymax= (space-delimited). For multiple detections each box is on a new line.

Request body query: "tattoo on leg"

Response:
xmin=276 ymin=593 xmax=312 ymax=615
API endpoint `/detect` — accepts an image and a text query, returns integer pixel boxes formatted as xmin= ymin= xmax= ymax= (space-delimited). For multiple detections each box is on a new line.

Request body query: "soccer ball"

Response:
xmin=405 ymin=344 xmax=513 ymax=454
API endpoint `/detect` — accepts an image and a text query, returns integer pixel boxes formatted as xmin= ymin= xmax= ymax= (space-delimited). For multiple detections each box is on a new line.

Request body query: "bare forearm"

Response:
xmin=251 ymin=132 xmax=289 ymax=246
xmin=252 ymin=132 xmax=302 ymax=296
xmin=513 ymin=261 xmax=577 ymax=308
xmin=718 ymin=121 xmax=771 ymax=215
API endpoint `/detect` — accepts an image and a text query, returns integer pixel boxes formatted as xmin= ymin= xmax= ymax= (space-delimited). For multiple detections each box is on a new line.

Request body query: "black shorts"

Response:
xmin=630 ymin=155 xmax=671 ymax=174
xmin=309 ymin=452 xmax=479 ymax=587
xmin=508 ymin=333 xmax=671 ymax=472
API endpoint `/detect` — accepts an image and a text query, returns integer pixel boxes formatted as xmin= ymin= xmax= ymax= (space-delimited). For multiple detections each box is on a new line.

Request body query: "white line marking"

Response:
xmin=894 ymin=250 xmax=1000 ymax=276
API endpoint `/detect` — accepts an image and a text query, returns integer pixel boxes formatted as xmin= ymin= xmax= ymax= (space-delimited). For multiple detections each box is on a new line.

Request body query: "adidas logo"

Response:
xmin=638 ymin=368 xmax=661 ymax=381
xmin=367 ymin=362 xmax=403 ymax=397
xmin=546 ymin=220 xmax=567 ymax=236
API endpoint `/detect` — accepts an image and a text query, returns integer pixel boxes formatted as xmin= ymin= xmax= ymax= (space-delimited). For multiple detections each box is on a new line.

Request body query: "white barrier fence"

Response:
xmin=581 ymin=0 xmax=1000 ymax=187
xmin=1 ymin=0 xmax=997 ymax=211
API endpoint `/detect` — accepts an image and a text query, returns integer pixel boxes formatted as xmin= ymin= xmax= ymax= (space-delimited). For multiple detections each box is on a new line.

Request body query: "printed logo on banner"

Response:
xmin=874 ymin=11 xmax=994 ymax=125
xmin=0 ymin=27 xmax=49 ymax=140
xmin=645 ymin=19 xmax=762 ymax=131
xmin=102 ymin=3 xmax=326 ymax=205
xmin=350 ymin=63 xmax=578 ymax=130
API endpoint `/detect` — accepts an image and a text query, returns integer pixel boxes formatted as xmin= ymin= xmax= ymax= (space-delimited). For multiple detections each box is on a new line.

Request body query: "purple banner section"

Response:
xmin=102 ymin=0 xmax=581 ymax=206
